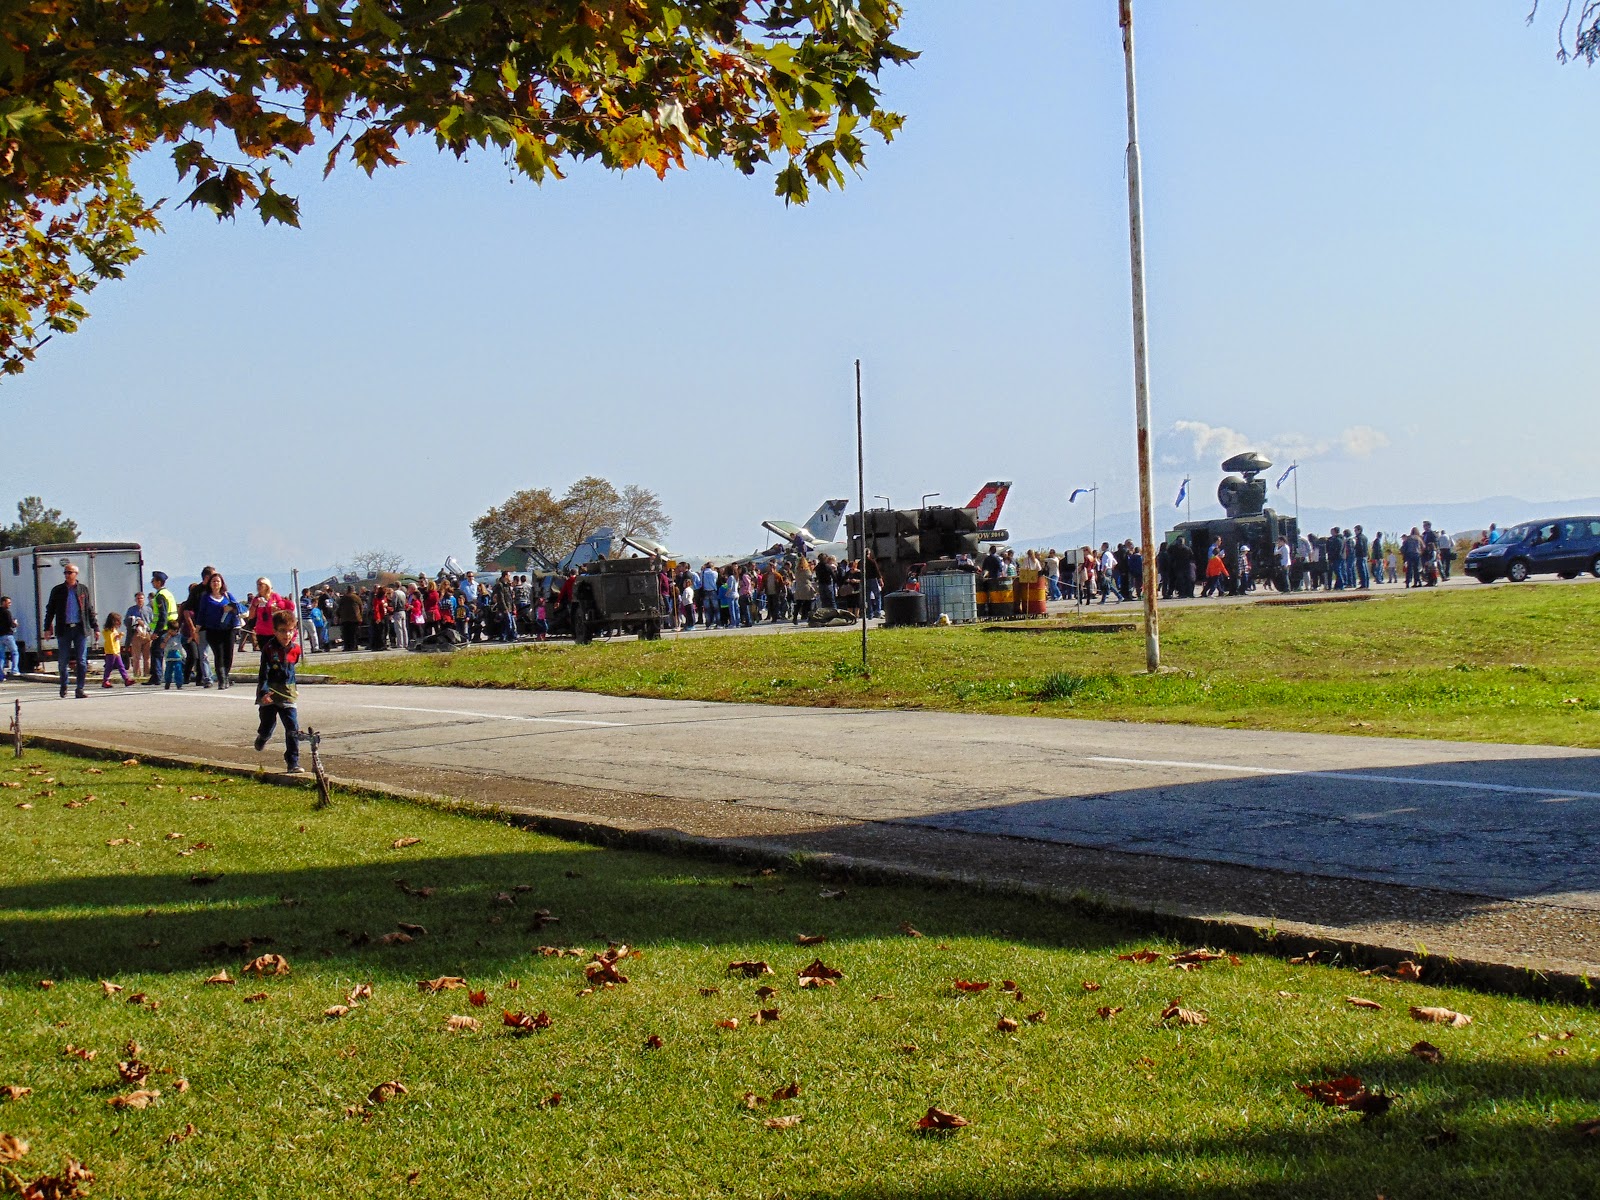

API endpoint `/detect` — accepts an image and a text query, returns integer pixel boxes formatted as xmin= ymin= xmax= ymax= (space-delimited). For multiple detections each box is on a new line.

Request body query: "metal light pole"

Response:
xmin=855 ymin=359 xmax=868 ymax=675
xmin=1120 ymin=0 xmax=1161 ymax=673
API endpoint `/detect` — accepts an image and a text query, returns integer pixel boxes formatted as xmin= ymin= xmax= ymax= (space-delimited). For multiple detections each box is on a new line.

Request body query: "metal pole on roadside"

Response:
xmin=1293 ymin=460 xmax=1300 ymax=526
xmin=855 ymin=359 xmax=869 ymax=676
xmin=1120 ymin=0 xmax=1161 ymax=672
xmin=11 ymin=698 xmax=20 ymax=757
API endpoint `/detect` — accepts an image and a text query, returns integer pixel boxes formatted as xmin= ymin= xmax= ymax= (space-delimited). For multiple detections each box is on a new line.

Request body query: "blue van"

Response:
xmin=1463 ymin=517 xmax=1600 ymax=583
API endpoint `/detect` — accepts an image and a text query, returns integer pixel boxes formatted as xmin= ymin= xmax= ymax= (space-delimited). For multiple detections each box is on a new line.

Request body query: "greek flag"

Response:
xmin=1174 ymin=477 xmax=1189 ymax=510
xmin=1277 ymin=463 xmax=1297 ymax=487
xmin=1068 ymin=488 xmax=1091 ymax=503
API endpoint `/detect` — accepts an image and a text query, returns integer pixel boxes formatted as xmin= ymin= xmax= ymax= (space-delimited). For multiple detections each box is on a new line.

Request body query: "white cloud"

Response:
xmin=1340 ymin=425 xmax=1391 ymax=458
xmin=1167 ymin=420 xmax=1390 ymax=468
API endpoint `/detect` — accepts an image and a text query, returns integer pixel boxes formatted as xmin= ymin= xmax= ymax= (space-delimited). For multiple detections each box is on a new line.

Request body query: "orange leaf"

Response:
xmin=916 ymin=1106 xmax=970 ymax=1131
xmin=468 ymin=990 xmax=487 ymax=1008
xmin=953 ymin=980 xmax=990 ymax=993
xmin=1345 ymin=996 xmax=1383 ymax=1010
xmin=1118 ymin=950 xmax=1162 ymax=964
xmin=1410 ymin=1005 xmax=1472 ymax=1028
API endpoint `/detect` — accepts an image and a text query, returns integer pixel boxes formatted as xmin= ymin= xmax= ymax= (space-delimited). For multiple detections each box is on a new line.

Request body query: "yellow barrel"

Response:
xmin=987 ymin=578 xmax=1015 ymax=617
xmin=1023 ymin=576 xmax=1047 ymax=615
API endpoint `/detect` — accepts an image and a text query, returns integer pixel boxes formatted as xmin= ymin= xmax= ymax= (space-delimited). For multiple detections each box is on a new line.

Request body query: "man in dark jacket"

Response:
xmin=43 ymin=563 xmax=98 ymax=698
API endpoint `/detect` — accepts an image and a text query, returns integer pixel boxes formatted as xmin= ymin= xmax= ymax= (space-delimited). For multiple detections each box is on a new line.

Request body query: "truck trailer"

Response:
xmin=0 ymin=543 xmax=145 ymax=672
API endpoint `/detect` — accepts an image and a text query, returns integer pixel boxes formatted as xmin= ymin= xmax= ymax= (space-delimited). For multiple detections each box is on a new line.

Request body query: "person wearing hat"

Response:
xmin=43 ymin=563 xmax=98 ymax=698
xmin=145 ymin=571 xmax=180 ymax=686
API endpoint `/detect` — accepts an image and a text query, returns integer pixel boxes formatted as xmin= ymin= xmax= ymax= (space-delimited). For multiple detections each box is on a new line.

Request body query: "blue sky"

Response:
xmin=5 ymin=1 xmax=1597 ymax=575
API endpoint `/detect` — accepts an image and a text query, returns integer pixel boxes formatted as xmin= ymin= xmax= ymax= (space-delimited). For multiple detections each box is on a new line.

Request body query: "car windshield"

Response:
xmin=1496 ymin=524 xmax=1535 ymax=545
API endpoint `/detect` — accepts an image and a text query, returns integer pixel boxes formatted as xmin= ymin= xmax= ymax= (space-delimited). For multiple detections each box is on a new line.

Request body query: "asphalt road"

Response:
xmin=20 ymin=679 xmax=1599 ymax=911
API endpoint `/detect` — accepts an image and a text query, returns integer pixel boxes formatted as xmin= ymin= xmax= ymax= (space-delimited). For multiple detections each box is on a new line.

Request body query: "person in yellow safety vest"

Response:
xmin=145 ymin=571 xmax=180 ymax=686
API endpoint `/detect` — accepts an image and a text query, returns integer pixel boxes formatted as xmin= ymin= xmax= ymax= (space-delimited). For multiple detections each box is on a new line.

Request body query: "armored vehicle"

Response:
xmin=569 ymin=556 xmax=664 ymax=644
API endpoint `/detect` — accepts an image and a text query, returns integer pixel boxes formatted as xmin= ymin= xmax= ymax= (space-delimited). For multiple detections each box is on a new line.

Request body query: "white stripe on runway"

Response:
xmin=352 ymin=703 xmax=626 ymax=728
xmin=1085 ymin=755 xmax=1600 ymax=800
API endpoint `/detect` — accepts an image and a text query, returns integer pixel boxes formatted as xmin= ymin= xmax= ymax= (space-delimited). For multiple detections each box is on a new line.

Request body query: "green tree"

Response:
xmin=0 ymin=496 xmax=81 ymax=548
xmin=1 ymin=1 xmax=914 ymax=375
xmin=471 ymin=486 xmax=566 ymax=568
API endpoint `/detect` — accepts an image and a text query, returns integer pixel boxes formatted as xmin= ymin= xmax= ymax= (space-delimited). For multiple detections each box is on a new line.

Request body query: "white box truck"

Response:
xmin=0 ymin=543 xmax=144 ymax=671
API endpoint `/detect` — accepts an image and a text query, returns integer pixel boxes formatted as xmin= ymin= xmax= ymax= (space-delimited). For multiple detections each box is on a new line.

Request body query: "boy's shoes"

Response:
xmin=101 ymin=682 xmax=113 ymax=689
xmin=124 ymin=679 xmax=135 ymax=687
xmin=284 ymin=765 xmax=306 ymax=776
xmin=253 ymin=734 xmax=268 ymax=752
xmin=59 ymin=689 xmax=66 ymax=698
xmin=164 ymin=684 xmax=171 ymax=690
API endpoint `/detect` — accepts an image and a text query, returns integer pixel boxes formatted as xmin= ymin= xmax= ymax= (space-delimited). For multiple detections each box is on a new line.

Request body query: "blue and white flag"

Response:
xmin=1068 ymin=488 xmax=1091 ymax=503
xmin=1276 ymin=463 xmax=1297 ymax=488
xmin=1174 ymin=477 xmax=1189 ymax=510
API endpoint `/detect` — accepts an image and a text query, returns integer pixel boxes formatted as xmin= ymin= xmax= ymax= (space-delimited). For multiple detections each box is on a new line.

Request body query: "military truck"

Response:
xmin=568 ymin=556 xmax=664 ymax=644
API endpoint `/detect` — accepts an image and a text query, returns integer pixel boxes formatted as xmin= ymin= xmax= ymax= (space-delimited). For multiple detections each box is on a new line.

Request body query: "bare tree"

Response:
xmin=1528 ymin=1 xmax=1600 ymax=64
xmin=615 ymin=484 xmax=672 ymax=543
xmin=341 ymin=548 xmax=411 ymax=577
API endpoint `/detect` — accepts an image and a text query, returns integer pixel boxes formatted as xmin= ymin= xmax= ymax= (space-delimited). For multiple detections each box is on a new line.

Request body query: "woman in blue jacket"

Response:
xmin=196 ymin=572 xmax=242 ymax=690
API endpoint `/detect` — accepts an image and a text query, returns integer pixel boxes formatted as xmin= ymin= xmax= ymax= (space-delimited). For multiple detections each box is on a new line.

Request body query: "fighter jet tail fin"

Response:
xmin=965 ymin=482 xmax=1012 ymax=531
xmin=804 ymin=499 xmax=850 ymax=542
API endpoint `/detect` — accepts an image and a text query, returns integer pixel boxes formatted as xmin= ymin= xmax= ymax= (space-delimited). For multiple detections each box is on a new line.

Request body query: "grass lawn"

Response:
xmin=2 ymin=750 xmax=1598 ymax=1199
xmin=319 ymin=582 xmax=1600 ymax=747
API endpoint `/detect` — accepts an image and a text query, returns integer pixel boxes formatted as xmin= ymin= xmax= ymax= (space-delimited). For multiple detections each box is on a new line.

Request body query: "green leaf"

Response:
xmin=774 ymin=161 xmax=808 ymax=205
xmin=257 ymin=189 xmax=302 ymax=228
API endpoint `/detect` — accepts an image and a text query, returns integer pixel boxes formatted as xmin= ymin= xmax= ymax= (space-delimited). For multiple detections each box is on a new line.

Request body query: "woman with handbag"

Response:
xmin=196 ymin=572 xmax=242 ymax=689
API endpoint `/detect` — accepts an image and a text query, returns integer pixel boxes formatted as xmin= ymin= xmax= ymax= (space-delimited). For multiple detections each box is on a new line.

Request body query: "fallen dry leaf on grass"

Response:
xmin=899 ymin=921 xmax=923 ymax=937
xmin=1409 ymin=1041 xmax=1445 ymax=1064
xmin=727 ymin=960 xmax=773 ymax=978
xmin=585 ymin=947 xmax=633 ymax=985
xmin=367 ymin=1081 xmax=408 ymax=1105
xmin=164 ymin=832 xmax=183 ymax=841
xmin=764 ymin=1115 xmax=802 ymax=1129
xmin=1295 ymin=1074 xmax=1393 ymax=1116
xmin=1118 ymin=950 xmax=1162 ymax=964
xmin=818 ymin=888 xmax=846 ymax=900
xmin=126 ymin=992 xmax=159 ymax=1009
xmin=1025 ymin=1009 xmax=1048 ymax=1024
xmin=174 ymin=1079 xmax=189 ymax=1094
xmin=0 ymin=781 xmax=19 ymax=789
xmin=444 ymin=1015 xmax=481 ymax=1032
xmin=749 ymin=1008 xmax=781 ymax=1024
xmin=243 ymin=993 xmax=268 ymax=1004
xmin=188 ymin=873 xmax=221 ymax=886
xmin=0 ymin=1086 xmax=32 ymax=1101
xmin=1160 ymin=1002 xmax=1208 ymax=1027
xmin=391 ymin=838 xmax=421 ymax=849
xmin=1575 ymin=1118 xmax=1600 ymax=1137
xmin=917 ymin=1106 xmax=970 ymax=1131
xmin=122 ymin=758 xmax=139 ymax=765
xmin=117 ymin=1060 xmax=149 ymax=1085
xmin=243 ymin=954 xmax=290 ymax=977
xmin=397 ymin=923 xmax=426 ymax=937
xmin=755 ymin=985 xmax=778 ymax=1000
xmin=644 ymin=1035 xmax=663 ymax=1050
xmin=1169 ymin=949 xmax=1240 ymax=967
xmin=1394 ymin=959 xmax=1424 ymax=980
xmin=716 ymin=1018 xmax=740 ymax=1030
xmin=35 ymin=980 xmax=52 ymax=990
xmin=1096 ymin=1006 xmax=1124 ymax=1020
xmin=61 ymin=1045 xmax=95 ymax=1061
xmin=108 ymin=1089 xmax=161 ymax=1109
xmin=952 ymin=979 xmax=990 ymax=993
xmin=1082 ymin=981 xmax=1102 ymax=992
xmin=467 ymin=990 xmax=487 ymax=1008
xmin=1346 ymin=997 xmax=1384 ymax=1011
xmin=996 ymin=1016 xmax=1020 ymax=1033
xmin=203 ymin=970 xmax=234 ymax=986
xmin=742 ymin=1083 xmax=802 ymax=1108
xmin=1411 ymin=1006 xmax=1472 ymax=1028
xmin=798 ymin=959 xmax=843 ymax=988
xmin=163 ymin=1123 xmax=197 ymax=1146
xmin=698 ymin=987 xmax=721 ymax=997
xmin=323 ymin=1006 xmax=354 ymax=1020
xmin=104 ymin=838 xmax=133 ymax=847
xmin=417 ymin=977 xmax=468 ymax=994
xmin=16 ymin=1159 xmax=94 ymax=1200
xmin=795 ymin=933 xmax=826 ymax=946
xmin=13 ymin=803 xmax=30 ymax=810
xmin=376 ymin=932 xmax=413 ymax=947
xmin=346 ymin=984 xmax=372 ymax=1004
xmin=502 ymin=1010 xmax=552 ymax=1033
xmin=0 ymin=1133 xmax=28 ymax=1162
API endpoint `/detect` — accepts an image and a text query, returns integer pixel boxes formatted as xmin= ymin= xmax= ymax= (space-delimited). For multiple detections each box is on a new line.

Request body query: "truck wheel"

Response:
xmin=571 ymin=607 xmax=592 ymax=645
xmin=1507 ymin=560 xmax=1530 ymax=583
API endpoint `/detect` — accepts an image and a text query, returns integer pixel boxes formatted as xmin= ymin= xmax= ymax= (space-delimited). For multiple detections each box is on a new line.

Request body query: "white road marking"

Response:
xmin=1085 ymin=755 xmax=1600 ymax=800
xmin=352 ymin=703 xmax=626 ymax=728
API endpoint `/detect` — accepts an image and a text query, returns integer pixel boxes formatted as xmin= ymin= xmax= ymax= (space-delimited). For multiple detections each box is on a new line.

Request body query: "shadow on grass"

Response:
xmin=0 ymin=849 xmax=1129 ymax=978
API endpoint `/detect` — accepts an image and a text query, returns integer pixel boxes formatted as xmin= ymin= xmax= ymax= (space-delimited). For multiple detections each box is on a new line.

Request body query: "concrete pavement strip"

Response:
xmin=15 ymin=676 xmax=1600 ymax=1001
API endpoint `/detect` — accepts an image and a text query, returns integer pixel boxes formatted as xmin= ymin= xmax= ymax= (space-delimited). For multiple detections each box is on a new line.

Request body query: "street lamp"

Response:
xmin=920 ymin=492 xmax=940 ymax=509
xmin=874 ymin=495 xmax=890 ymax=510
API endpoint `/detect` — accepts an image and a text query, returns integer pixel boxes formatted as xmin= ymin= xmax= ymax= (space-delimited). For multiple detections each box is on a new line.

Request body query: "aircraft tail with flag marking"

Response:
xmin=965 ymin=481 xmax=1012 ymax=532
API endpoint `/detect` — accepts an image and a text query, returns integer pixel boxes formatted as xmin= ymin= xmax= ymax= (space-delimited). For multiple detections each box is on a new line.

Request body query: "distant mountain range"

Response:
xmin=1012 ymin=495 xmax=1600 ymax=550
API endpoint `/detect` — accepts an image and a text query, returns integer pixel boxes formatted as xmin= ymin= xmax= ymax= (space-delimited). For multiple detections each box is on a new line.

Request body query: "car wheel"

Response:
xmin=1475 ymin=575 xmax=1496 ymax=584
xmin=1507 ymin=559 xmax=1530 ymax=583
xmin=1560 ymin=572 xmax=1578 ymax=580
xmin=1591 ymin=553 xmax=1600 ymax=579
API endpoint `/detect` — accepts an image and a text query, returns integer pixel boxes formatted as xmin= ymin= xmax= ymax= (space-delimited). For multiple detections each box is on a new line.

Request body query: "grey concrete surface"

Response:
xmin=18 ymin=679 xmax=1600 ymax=909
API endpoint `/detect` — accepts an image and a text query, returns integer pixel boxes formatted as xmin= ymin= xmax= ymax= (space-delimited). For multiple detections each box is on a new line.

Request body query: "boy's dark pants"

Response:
xmin=258 ymin=703 xmax=300 ymax=768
